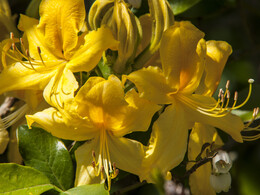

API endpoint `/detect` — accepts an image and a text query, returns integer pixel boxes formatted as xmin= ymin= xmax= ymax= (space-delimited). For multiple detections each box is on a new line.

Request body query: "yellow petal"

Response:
xmin=26 ymin=107 xmax=98 ymax=141
xmin=75 ymin=138 xmax=103 ymax=186
xmin=0 ymin=129 xmax=9 ymax=154
xmin=196 ymin=41 xmax=232 ymax=96
xmin=75 ymin=75 xmax=127 ymax=121
xmin=37 ymin=0 xmax=86 ymax=59
xmin=18 ymin=14 xmax=59 ymax=61
xmin=160 ymin=21 xmax=206 ymax=94
xmin=141 ymin=104 xmax=190 ymax=181
xmin=187 ymin=123 xmax=223 ymax=195
xmin=125 ymin=66 xmax=173 ymax=104
xmin=108 ymin=134 xmax=146 ymax=177
xmin=181 ymin=94 xmax=243 ymax=142
xmin=66 ymin=26 xmax=119 ymax=72
xmin=43 ymin=67 xmax=78 ymax=110
xmin=109 ymin=89 xmax=161 ymax=137
xmin=0 ymin=62 xmax=56 ymax=94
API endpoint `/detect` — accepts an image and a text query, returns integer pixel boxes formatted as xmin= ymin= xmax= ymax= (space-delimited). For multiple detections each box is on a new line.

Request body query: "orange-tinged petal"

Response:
xmin=125 ymin=66 xmax=173 ymax=104
xmin=37 ymin=0 xmax=85 ymax=59
xmin=187 ymin=123 xmax=223 ymax=195
xmin=26 ymin=107 xmax=98 ymax=141
xmin=141 ymin=104 xmax=190 ymax=181
xmin=75 ymin=75 xmax=127 ymax=122
xmin=160 ymin=21 xmax=205 ymax=93
xmin=196 ymin=41 xmax=232 ymax=96
xmin=66 ymin=26 xmax=119 ymax=72
xmin=181 ymin=94 xmax=243 ymax=142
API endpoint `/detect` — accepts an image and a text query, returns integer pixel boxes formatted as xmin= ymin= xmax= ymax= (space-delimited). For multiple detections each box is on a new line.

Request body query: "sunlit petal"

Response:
xmin=75 ymin=138 xmax=103 ymax=186
xmin=141 ymin=104 xmax=190 ymax=181
xmin=0 ymin=62 xmax=56 ymax=94
xmin=66 ymin=26 xmax=119 ymax=72
xmin=160 ymin=21 xmax=206 ymax=93
xmin=37 ymin=0 xmax=85 ymax=59
xmin=18 ymin=14 xmax=59 ymax=61
xmin=109 ymin=89 xmax=160 ymax=137
xmin=196 ymin=41 xmax=232 ymax=96
xmin=125 ymin=66 xmax=173 ymax=104
xmin=26 ymin=107 xmax=97 ymax=141
xmin=108 ymin=134 xmax=146 ymax=177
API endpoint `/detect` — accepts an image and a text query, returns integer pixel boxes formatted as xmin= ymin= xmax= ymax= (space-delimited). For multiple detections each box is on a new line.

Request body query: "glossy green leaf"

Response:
xmin=18 ymin=125 xmax=74 ymax=190
xmin=60 ymin=184 xmax=109 ymax=195
xmin=169 ymin=0 xmax=201 ymax=15
xmin=0 ymin=163 xmax=62 ymax=194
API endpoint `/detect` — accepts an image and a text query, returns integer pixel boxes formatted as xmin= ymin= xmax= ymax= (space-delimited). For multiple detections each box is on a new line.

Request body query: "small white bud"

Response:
xmin=210 ymin=172 xmax=231 ymax=193
xmin=212 ymin=150 xmax=232 ymax=173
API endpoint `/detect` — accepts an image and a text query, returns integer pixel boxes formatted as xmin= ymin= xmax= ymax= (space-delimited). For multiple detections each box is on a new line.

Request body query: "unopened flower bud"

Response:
xmin=127 ymin=0 xmax=142 ymax=9
xmin=212 ymin=150 xmax=232 ymax=173
xmin=210 ymin=172 xmax=231 ymax=193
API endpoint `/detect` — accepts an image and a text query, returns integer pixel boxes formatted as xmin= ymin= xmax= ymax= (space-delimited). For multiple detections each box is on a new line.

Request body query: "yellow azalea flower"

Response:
xmin=0 ymin=0 xmax=118 ymax=107
xmin=125 ymin=21 xmax=245 ymax=180
xmin=187 ymin=40 xmax=233 ymax=195
xmin=26 ymin=75 xmax=160 ymax=189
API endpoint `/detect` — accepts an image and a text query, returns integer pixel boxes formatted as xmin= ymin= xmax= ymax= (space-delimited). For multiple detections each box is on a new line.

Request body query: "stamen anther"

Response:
xmin=10 ymin=32 xmax=14 ymax=40
xmin=218 ymin=88 xmax=223 ymax=98
xmin=227 ymin=90 xmax=230 ymax=99
xmin=248 ymin=78 xmax=254 ymax=84
xmin=225 ymin=80 xmax=230 ymax=89
xmin=234 ymin=91 xmax=238 ymax=101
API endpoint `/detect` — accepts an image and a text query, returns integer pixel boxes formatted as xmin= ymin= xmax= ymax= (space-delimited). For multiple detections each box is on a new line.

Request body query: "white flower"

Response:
xmin=212 ymin=150 xmax=232 ymax=173
xmin=210 ymin=172 xmax=231 ymax=193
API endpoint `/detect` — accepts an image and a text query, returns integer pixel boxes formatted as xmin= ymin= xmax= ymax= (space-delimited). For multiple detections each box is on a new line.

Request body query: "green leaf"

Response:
xmin=60 ymin=184 xmax=109 ymax=195
xmin=169 ymin=0 xmax=201 ymax=15
xmin=0 ymin=163 xmax=62 ymax=194
xmin=232 ymin=110 xmax=260 ymax=122
xmin=18 ymin=125 xmax=74 ymax=190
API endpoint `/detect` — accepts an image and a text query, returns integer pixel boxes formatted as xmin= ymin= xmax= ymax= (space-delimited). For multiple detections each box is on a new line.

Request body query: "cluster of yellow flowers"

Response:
xmin=0 ymin=0 xmax=259 ymax=194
